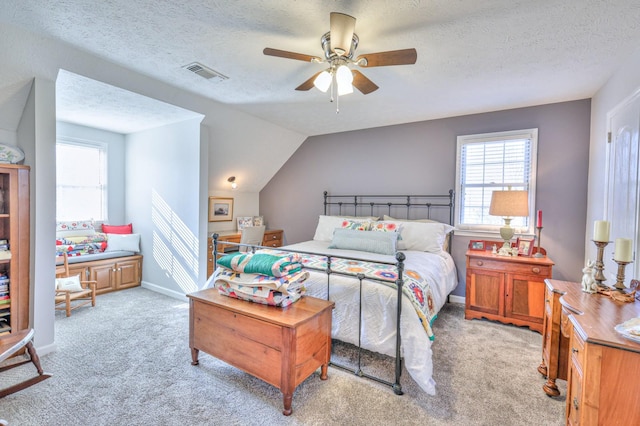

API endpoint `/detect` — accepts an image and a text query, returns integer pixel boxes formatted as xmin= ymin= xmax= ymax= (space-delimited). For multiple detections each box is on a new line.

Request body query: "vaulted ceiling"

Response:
xmin=1 ymin=1 xmax=640 ymax=136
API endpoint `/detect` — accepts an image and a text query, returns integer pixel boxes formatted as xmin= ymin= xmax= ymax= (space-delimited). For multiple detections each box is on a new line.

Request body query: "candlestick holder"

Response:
xmin=593 ymin=240 xmax=610 ymax=287
xmin=613 ymin=259 xmax=632 ymax=291
xmin=533 ymin=226 xmax=544 ymax=258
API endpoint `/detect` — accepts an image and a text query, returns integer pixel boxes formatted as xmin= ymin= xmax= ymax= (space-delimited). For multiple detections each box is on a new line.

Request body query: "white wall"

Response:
xmin=126 ymin=117 xmax=205 ymax=299
xmin=16 ymin=78 xmax=58 ymax=352
xmin=56 ymin=121 xmax=126 ymax=224
xmin=587 ymin=48 xmax=640 ymax=263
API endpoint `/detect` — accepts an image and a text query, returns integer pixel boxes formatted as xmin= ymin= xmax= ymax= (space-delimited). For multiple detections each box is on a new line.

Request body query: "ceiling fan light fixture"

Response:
xmin=330 ymin=12 xmax=356 ymax=57
xmin=314 ymin=70 xmax=332 ymax=92
xmin=336 ymin=65 xmax=353 ymax=95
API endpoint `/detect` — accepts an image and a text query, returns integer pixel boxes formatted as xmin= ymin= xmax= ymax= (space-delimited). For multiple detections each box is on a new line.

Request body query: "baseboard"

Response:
xmin=448 ymin=294 xmax=465 ymax=305
xmin=34 ymin=342 xmax=58 ymax=357
xmin=141 ymin=281 xmax=189 ymax=302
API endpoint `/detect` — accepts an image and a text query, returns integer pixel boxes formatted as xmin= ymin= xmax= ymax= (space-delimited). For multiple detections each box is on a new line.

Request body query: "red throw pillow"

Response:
xmin=102 ymin=223 xmax=133 ymax=234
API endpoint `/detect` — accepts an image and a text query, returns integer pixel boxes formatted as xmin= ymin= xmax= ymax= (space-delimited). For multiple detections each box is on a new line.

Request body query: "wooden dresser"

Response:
xmin=540 ymin=279 xmax=640 ymax=425
xmin=188 ymin=289 xmax=334 ymax=415
xmin=207 ymin=229 xmax=283 ymax=277
xmin=465 ymin=250 xmax=554 ymax=332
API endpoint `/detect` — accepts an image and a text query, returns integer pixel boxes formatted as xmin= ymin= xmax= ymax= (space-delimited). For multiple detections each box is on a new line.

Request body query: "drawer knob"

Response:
xmin=573 ymin=397 xmax=579 ymax=410
xmin=532 ymin=267 xmax=541 ymax=274
xmin=572 ymin=347 xmax=579 ymax=354
xmin=476 ymin=261 xmax=484 ymax=266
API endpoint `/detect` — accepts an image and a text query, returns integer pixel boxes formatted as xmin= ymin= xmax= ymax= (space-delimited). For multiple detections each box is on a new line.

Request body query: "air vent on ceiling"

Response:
xmin=183 ymin=62 xmax=228 ymax=81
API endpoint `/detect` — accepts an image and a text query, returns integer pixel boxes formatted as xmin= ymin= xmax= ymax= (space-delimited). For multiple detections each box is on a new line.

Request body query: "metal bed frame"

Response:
xmin=212 ymin=190 xmax=455 ymax=395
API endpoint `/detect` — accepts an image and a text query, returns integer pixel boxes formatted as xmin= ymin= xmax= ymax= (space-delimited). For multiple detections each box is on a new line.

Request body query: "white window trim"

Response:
xmin=454 ymin=128 xmax=538 ymax=238
xmin=56 ymin=136 xmax=109 ymax=222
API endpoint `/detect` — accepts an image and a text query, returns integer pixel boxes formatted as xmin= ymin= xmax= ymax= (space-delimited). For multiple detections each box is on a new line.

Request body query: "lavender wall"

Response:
xmin=260 ymin=99 xmax=591 ymax=296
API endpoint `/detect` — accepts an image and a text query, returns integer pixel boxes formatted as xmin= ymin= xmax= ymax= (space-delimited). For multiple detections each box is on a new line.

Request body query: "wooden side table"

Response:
xmin=188 ymin=289 xmax=334 ymax=415
xmin=465 ymin=249 xmax=554 ymax=332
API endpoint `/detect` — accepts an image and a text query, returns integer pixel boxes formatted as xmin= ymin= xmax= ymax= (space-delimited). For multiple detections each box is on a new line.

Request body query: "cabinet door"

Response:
xmin=89 ymin=263 xmax=116 ymax=294
xmin=467 ymin=268 xmax=504 ymax=316
xmin=505 ymin=274 xmax=545 ymax=323
xmin=67 ymin=264 xmax=88 ymax=281
xmin=116 ymin=259 xmax=141 ymax=289
xmin=566 ymin=361 xmax=582 ymax=426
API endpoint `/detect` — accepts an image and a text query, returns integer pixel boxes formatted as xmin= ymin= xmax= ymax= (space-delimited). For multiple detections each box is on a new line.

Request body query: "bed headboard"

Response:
xmin=323 ymin=190 xmax=455 ymax=226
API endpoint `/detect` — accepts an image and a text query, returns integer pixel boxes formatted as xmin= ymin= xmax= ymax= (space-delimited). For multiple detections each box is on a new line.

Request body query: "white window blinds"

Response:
xmin=56 ymin=140 xmax=107 ymax=221
xmin=455 ymin=129 xmax=538 ymax=235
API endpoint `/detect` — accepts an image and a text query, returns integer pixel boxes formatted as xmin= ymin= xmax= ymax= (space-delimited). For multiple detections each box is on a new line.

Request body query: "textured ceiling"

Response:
xmin=2 ymin=0 xmax=640 ymax=136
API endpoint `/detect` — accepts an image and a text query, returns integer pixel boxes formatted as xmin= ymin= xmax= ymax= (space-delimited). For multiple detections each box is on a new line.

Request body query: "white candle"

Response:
xmin=614 ymin=238 xmax=633 ymax=262
xmin=593 ymin=220 xmax=610 ymax=242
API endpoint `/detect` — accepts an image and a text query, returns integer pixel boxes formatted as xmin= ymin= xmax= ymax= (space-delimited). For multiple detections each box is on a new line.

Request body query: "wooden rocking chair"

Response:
xmin=55 ymin=253 xmax=97 ymax=317
xmin=0 ymin=328 xmax=51 ymax=398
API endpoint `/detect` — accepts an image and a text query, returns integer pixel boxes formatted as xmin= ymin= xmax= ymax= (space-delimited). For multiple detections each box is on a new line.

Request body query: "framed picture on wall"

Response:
xmin=209 ymin=197 xmax=233 ymax=222
xmin=237 ymin=216 xmax=253 ymax=230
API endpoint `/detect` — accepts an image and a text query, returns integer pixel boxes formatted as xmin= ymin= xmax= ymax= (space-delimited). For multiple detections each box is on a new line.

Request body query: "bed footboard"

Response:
xmin=212 ymin=233 xmax=407 ymax=395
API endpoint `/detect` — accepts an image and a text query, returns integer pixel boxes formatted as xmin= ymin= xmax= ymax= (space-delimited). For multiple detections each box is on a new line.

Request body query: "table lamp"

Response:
xmin=489 ymin=189 xmax=529 ymax=255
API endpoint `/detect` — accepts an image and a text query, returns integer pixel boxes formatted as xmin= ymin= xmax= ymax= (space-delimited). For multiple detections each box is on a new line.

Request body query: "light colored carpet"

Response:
xmin=0 ymin=287 xmax=565 ymax=425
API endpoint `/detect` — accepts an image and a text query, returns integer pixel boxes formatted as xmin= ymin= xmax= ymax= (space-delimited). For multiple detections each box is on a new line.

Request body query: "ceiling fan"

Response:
xmin=263 ymin=12 xmax=417 ymax=98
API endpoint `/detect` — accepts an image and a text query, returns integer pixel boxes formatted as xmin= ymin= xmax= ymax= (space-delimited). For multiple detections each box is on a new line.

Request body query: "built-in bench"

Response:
xmin=55 ymin=221 xmax=142 ymax=295
xmin=60 ymin=253 xmax=143 ymax=295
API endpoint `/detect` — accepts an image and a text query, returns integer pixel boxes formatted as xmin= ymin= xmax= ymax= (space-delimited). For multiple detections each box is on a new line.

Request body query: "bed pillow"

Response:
xmin=337 ymin=215 xmax=379 ymax=221
xmin=102 ymin=223 xmax=133 ymax=234
xmin=340 ymin=219 xmax=372 ymax=231
xmin=376 ymin=220 xmax=453 ymax=252
xmin=55 ymin=275 xmax=83 ymax=292
xmin=105 ymin=233 xmax=141 ymax=252
xmin=328 ymin=229 xmax=398 ymax=255
xmin=383 ymin=215 xmax=437 ymax=223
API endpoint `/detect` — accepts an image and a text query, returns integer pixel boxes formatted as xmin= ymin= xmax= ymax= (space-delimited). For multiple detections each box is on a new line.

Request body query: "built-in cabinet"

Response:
xmin=0 ymin=165 xmax=30 ymax=337
xmin=465 ymin=250 xmax=554 ymax=333
xmin=68 ymin=255 xmax=142 ymax=295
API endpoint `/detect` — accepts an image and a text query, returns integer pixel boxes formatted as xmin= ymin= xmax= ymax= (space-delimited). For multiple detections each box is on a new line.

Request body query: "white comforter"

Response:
xmin=282 ymin=240 xmax=458 ymax=395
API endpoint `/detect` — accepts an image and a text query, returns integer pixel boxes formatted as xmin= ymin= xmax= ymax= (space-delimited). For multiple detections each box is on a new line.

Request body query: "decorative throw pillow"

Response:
xmin=102 ymin=223 xmax=133 ymax=234
xmin=340 ymin=219 xmax=372 ymax=231
xmin=105 ymin=233 xmax=140 ymax=252
xmin=328 ymin=229 xmax=398 ymax=256
xmin=55 ymin=275 xmax=83 ymax=292
xmin=56 ymin=220 xmax=96 ymax=238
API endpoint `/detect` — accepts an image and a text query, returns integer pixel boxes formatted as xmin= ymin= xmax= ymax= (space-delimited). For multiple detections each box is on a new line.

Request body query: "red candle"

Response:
xmin=536 ymin=210 xmax=542 ymax=228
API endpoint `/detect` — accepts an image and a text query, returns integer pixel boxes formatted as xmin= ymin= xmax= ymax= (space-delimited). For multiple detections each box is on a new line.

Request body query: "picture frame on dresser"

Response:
xmin=237 ymin=216 xmax=253 ymax=230
xmin=209 ymin=197 xmax=233 ymax=222
xmin=516 ymin=237 xmax=535 ymax=256
xmin=469 ymin=240 xmax=485 ymax=251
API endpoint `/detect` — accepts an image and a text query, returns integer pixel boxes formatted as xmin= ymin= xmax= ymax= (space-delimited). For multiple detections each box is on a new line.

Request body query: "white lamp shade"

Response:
xmin=313 ymin=71 xmax=332 ymax=92
xmin=330 ymin=12 xmax=356 ymax=56
xmin=336 ymin=65 xmax=353 ymax=96
xmin=489 ymin=190 xmax=529 ymax=217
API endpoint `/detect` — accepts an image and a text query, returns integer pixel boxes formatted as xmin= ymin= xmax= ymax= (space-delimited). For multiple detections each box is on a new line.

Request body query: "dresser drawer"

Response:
xmin=569 ymin=329 xmax=586 ymax=373
xmin=468 ymin=257 xmax=551 ymax=277
xmin=263 ymin=231 xmax=283 ymax=247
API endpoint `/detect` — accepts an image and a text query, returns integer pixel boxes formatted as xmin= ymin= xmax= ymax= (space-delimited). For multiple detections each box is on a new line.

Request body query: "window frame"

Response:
xmin=56 ymin=136 xmax=108 ymax=222
xmin=454 ymin=128 xmax=538 ymax=238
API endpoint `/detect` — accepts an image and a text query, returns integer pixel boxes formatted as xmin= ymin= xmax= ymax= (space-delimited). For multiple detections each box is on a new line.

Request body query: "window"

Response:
xmin=56 ymin=139 xmax=107 ymax=221
xmin=454 ymin=129 xmax=538 ymax=236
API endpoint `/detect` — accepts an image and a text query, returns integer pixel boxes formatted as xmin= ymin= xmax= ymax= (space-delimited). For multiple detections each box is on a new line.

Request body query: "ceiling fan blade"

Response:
xmin=356 ymin=48 xmax=417 ymax=67
xmin=295 ymin=71 xmax=323 ymax=91
xmin=263 ymin=48 xmax=321 ymax=63
xmin=330 ymin=12 xmax=356 ymax=56
xmin=351 ymin=70 xmax=379 ymax=95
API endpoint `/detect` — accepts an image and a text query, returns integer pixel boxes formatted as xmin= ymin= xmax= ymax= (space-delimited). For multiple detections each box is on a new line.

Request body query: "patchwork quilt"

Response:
xmin=262 ymin=248 xmax=437 ymax=340
xmin=56 ymin=233 xmax=109 ymax=257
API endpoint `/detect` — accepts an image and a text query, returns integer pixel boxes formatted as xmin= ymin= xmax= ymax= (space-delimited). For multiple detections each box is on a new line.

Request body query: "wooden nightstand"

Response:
xmin=465 ymin=249 xmax=554 ymax=333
